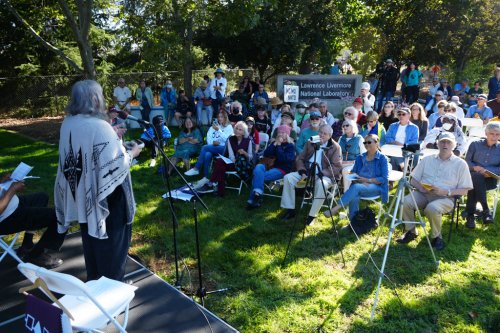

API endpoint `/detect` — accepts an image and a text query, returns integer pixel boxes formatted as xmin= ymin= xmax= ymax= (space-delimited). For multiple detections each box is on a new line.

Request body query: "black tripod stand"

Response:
xmin=139 ymin=121 xmax=208 ymax=289
xmin=282 ymin=144 xmax=345 ymax=267
xmin=192 ymin=199 xmax=229 ymax=306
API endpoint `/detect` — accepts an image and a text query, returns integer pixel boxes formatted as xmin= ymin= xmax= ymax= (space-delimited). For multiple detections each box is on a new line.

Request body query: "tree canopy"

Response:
xmin=0 ymin=0 xmax=498 ymax=92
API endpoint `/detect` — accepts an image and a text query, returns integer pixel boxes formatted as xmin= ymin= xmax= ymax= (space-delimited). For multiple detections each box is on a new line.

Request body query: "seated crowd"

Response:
xmin=135 ymin=71 xmax=498 ymax=252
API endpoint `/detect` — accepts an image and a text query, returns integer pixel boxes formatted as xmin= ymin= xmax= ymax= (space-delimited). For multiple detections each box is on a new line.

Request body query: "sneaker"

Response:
xmin=149 ymin=159 xmax=157 ymax=168
xmin=432 ymin=237 xmax=445 ymax=251
xmin=306 ymin=215 xmax=316 ymax=226
xmin=466 ymin=216 xmax=476 ymax=229
xmin=197 ymin=183 xmax=214 ymax=193
xmin=279 ymin=209 xmax=296 ymax=221
xmin=482 ymin=211 xmax=493 ymax=224
xmin=396 ymin=231 xmax=417 ymax=244
xmin=25 ymin=252 xmax=63 ymax=269
xmin=193 ymin=177 xmax=209 ymax=189
xmin=16 ymin=244 xmax=34 ymax=257
xmin=185 ymin=168 xmax=200 ymax=176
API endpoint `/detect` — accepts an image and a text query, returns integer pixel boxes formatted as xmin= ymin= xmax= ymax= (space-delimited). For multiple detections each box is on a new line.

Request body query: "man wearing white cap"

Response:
xmin=398 ymin=132 xmax=473 ymax=250
xmin=360 ymin=82 xmax=375 ymax=112
xmin=465 ymin=94 xmax=493 ymax=124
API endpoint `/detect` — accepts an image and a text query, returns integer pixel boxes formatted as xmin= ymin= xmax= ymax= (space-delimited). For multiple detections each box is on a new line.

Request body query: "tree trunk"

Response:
xmin=4 ymin=0 xmax=84 ymax=74
xmin=183 ymin=17 xmax=194 ymax=97
xmin=58 ymin=0 xmax=96 ymax=79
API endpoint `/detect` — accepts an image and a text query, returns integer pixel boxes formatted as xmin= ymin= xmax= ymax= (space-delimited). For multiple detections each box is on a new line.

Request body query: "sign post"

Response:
xmin=277 ymin=74 xmax=362 ymax=116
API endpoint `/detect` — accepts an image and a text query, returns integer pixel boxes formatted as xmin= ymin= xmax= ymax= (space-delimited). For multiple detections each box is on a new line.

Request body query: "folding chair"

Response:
xmin=0 ymin=232 xmax=24 ymax=264
xmin=18 ymin=263 xmax=137 ymax=333
xmin=258 ymin=132 xmax=270 ymax=151
xmin=446 ymin=195 xmax=462 ymax=243
xmin=461 ymin=117 xmax=483 ymax=137
xmin=225 ymin=171 xmax=247 ymax=194
xmin=489 ymin=180 xmax=499 ymax=220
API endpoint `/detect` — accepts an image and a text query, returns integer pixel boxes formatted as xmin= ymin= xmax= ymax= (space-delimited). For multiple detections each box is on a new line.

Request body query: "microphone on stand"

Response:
xmin=117 ymin=110 xmax=150 ymax=126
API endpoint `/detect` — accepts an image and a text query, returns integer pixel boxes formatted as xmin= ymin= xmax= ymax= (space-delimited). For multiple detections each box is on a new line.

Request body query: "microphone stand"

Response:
xmin=137 ymin=120 xmax=208 ymax=289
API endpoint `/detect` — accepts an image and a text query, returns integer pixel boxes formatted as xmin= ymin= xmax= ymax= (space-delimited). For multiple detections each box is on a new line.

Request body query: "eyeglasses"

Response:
xmin=397 ymin=113 xmax=408 ymax=116
xmin=363 ymin=141 xmax=375 ymax=145
xmin=344 ymin=112 xmax=352 ymax=116
xmin=368 ymin=120 xmax=377 ymax=123
xmin=443 ymin=109 xmax=454 ymax=113
xmin=342 ymin=124 xmax=351 ymax=128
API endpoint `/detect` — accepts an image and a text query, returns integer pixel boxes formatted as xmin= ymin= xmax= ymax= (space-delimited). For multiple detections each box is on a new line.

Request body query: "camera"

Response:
xmin=309 ymin=135 xmax=320 ymax=143
xmin=402 ymin=143 xmax=420 ymax=153
xmin=213 ymin=119 xmax=219 ymax=126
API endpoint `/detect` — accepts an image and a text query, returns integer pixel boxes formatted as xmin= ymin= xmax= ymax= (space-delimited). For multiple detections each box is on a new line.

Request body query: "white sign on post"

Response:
xmin=283 ymin=85 xmax=299 ymax=103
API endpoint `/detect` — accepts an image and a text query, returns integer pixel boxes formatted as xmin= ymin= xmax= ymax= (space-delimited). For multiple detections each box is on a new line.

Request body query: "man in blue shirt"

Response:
xmin=465 ymin=94 xmax=493 ymax=124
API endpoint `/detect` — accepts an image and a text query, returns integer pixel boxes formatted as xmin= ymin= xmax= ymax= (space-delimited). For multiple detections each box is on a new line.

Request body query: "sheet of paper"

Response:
xmin=162 ymin=190 xmax=194 ymax=202
xmin=0 ymin=162 xmax=34 ymax=190
xmin=217 ymin=154 xmax=233 ymax=165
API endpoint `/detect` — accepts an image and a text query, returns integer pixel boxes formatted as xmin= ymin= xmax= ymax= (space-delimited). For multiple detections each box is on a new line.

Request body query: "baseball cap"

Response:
xmin=438 ymin=132 xmax=456 ymax=143
xmin=309 ymin=111 xmax=321 ymax=119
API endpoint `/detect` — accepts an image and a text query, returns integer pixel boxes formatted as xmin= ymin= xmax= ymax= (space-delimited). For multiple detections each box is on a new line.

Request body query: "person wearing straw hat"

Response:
xmin=270 ymin=96 xmax=284 ymax=126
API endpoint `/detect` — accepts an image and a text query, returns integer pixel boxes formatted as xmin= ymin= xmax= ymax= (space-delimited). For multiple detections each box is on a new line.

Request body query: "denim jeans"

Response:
xmin=195 ymin=144 xmax=225 ymax=178
xmin=248 ymin=164 xmax=284 ymax=203
xmin=196 ymin=102 xmax=214 ymax=126
xmin=339 ymin=183 xmax=383 ymax=219
xmin=376 ymin=91 xmax=394 ymax=113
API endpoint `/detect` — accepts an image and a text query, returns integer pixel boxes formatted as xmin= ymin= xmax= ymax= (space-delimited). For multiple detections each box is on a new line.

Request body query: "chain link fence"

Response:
xmin=0 ymin=69 xmax=255 ymax=118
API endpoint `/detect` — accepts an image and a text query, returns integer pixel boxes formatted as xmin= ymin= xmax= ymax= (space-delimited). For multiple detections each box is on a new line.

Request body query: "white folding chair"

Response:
xmin=258 ymin=132 xmax=270 ymax=151
xmin=0 ymin=232 xmax=24 ymax=264
xmin=225 ymin=171 xmax=247 ymax=194
xmin=18 ymin=263 xmax=137 ymax=333
xmin=461 ymin=117 xmax=483 ymax=136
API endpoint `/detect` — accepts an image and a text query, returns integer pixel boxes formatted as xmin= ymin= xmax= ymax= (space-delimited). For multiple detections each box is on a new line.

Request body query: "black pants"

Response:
xmin=144 ymin=139 xmax=159 ymax=158
xmin=406 ymin=85 xmax=419 ymax=104
xmin=80 ymin=185 xmax=132 ymax=281
xmin=466 ymin=172 xmax=497 ymax=214
xmin=0 ymin=192 xmax=66 ymax=256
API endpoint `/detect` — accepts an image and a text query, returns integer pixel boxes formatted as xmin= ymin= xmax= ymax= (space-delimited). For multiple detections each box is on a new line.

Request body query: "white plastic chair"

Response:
xmin=461 ymin=117 xmax=483 ymax=136
xmin=258 ymin=132 xmax=270 ymax=151
xmin=0 ymin=232 xmax=23 ymax=264
xmin=18 ymin=263 xmax=137 ymax=333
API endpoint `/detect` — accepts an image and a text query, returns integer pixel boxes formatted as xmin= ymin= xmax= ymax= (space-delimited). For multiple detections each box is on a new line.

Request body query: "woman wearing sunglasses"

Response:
xmin=339 ymin=119 xmax=366 ymax=191
xmin=324 ymin=134 xmax=389 ymax=220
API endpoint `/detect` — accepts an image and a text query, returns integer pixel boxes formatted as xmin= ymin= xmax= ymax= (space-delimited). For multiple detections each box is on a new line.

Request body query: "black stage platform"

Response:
xmin=0 ymin=232 xmax=238 ymax=332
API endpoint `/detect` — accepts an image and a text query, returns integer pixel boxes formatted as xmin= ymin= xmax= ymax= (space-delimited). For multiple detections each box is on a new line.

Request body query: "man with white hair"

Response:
xmin=113 ymin=78 xmax=132 ymax=112
xmin=398 ymin=132 xmax=473 ymax=250
xmin=360 ymin=82 xmax=375 ymax=112
xmin=278 ymin=124 xmax=342 ymax=225
xmin=464 ymin=122 xmax=500 ymax=228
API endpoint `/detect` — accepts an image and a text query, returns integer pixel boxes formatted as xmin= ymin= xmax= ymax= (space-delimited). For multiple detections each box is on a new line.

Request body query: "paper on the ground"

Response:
xmin=162 ymin=189 xmax=194 ymax=202
xmin=217 ymin=154 xmax=233 ymax=164
xmin=0 ymin=162 xmax=34 ymax=190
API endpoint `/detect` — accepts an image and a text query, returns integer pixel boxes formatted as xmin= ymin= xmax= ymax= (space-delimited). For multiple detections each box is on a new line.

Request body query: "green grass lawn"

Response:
xmin=1 ymin=128 xmax=499 ymax=333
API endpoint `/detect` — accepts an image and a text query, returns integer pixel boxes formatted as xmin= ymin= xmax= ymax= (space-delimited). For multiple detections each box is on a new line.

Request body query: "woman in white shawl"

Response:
xmin=55 ymin=80 xmax=142 ymax=281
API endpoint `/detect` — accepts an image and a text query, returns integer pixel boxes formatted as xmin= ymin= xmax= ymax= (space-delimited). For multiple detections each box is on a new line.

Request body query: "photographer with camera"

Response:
xmin=278 ymin=124 xmax=342 ymax=225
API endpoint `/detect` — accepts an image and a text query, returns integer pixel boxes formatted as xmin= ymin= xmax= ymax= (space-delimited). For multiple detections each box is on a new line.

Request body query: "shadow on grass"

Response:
xmin=343 ymin=279 xmax=500 ymax=333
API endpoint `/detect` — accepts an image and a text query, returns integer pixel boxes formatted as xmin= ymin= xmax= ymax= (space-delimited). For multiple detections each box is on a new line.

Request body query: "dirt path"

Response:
xmin=0 ymin=117 xmax=63 ymax=144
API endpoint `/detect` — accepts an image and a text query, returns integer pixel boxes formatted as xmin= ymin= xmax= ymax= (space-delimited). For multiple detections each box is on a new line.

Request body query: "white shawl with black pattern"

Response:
xmin=55 ymin=114 xmax=136 ymax=239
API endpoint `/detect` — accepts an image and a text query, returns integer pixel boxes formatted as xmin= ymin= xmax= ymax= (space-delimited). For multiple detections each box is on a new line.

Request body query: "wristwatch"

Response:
xmin=447 ymin=189 xmax=452 ymax=197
